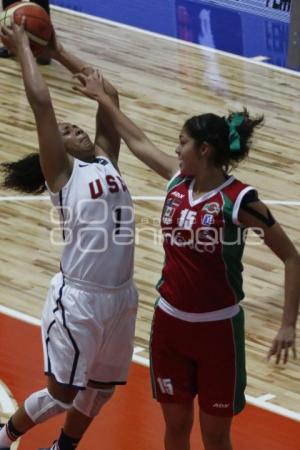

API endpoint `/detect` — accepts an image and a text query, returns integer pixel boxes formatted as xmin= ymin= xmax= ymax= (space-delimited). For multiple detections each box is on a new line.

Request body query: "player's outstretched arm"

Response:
xmin=73 ymin=70 xmax=179 ymax=180
xmin=0 ymin=21 xmax=72 ymax=192
xmin=239 ymin=201 xmax=300 ymax=364
xmin=44 ymin=30 xmax=118 ymax=97
xmin=45 ymin=32 xmax=120 ymax=163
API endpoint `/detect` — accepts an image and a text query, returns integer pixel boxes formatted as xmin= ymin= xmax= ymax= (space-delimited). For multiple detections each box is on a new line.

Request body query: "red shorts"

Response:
xmin=150 ymin=306 xmax=246 ymax=417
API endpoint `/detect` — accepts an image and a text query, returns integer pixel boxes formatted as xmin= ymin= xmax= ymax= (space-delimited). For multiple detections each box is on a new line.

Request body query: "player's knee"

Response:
xmin=47 ymin=376 xmax=79 ymax=404
xmin=24 ymin=388 xmax=73 ymax=424
xmin=166 ymin=422 xmax=192 ymax=438
xmin=165 ymin=415 xmax=193 ymax=437
xmin=73 ymin=386 xmax=115 ymax=418
xmin=202 ymin=426 xmax=231 ymax=447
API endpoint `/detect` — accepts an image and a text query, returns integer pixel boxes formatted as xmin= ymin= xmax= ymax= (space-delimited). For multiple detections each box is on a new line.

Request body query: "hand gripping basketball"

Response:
xmin=0 ymin=1 xmax=52 ymax=56
xmin=0 ymin=17 xmax=30 ymax=57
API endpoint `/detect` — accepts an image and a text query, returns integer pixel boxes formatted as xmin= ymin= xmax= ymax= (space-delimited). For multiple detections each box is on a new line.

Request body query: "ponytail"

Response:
xmin=184 ymin=108 xmax=264 ymax=171
xmin=0 ymin=153 xmax=46 ymax=194
xmin=223 ymin=109 xmax=264 ymax=168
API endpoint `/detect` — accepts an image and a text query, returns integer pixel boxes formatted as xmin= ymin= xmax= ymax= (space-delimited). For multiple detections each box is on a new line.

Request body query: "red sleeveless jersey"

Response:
xmin=157 ymin=173 xmax=254 ymax=313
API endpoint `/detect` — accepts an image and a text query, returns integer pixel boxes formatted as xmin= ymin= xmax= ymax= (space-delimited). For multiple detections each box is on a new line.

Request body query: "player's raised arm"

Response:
xmin=73 ymin=70 xmax=179 ymax=180
xmin=43 ymin=32 xmax=121 ymax=164
xmin=93 ymin=79 xmax=120 ymax=165
xmin=0 ymin=21 xmax=73 ymax=192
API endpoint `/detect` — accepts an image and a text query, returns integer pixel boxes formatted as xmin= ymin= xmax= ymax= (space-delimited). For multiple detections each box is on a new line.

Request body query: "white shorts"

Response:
xmin=42 ymin=272 xmax=138 ymax=389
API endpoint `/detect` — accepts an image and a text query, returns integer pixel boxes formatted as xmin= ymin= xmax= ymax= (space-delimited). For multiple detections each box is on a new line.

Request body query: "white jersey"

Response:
xmin=48 ymin=156 xmax=134 ymax=287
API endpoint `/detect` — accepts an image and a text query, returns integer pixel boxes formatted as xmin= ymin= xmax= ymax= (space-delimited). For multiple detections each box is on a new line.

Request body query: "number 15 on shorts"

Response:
xmin=157 ymin=377 xmax=174 ymax=395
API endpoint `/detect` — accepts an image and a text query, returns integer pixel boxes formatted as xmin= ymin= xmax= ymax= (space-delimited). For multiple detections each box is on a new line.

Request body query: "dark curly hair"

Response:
xmin=0 ymin=153 xmax=46 ymax=194
xmin=183 ymin=108 xmax=264 ymax=172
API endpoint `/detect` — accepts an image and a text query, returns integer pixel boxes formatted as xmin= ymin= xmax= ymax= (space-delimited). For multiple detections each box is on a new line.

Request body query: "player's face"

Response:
xmin=59 ymin=123 xmax=95 ymax=161
xmin=176 ymin=129 xmax=205 ymax=175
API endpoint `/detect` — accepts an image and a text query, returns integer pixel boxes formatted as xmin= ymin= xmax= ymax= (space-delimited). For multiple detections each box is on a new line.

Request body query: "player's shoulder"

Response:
xmin=222 ymin=176 xmax=254 ymax=198
xmin=167 ymin=170 xmax=190 ymax=192
xmin=221 ymin=177 xmax=260 ymax=221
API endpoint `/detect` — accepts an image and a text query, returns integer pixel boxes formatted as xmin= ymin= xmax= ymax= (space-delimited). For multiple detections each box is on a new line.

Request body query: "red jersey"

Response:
xmin=157 ymin=173 xmax=254 ymax=313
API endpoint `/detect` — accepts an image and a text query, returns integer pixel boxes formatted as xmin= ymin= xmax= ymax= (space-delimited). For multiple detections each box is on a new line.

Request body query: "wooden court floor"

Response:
xmin=0 ymin=5 xmax=300 ymax=445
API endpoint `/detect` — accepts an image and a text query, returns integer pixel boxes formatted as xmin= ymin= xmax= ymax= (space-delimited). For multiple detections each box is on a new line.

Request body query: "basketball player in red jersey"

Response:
xmin=0 ymin=22 xmax=138 ymax=450
xmin=74 ymin=70 xmax=300 ymax=450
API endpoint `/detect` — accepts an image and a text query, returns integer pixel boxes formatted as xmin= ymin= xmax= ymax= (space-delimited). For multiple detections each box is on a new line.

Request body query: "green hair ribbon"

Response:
xmin=225 ymin=113 xmax=244 ymax=152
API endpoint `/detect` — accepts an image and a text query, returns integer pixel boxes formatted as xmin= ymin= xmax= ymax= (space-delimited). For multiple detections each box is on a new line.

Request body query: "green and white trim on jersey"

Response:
xmin=166 ymin=170 xmax=186 ymax=192
xmin=220 ymin=191 xmax=246 ymax=304
xmin=220 ymin=185 xmax=256 ymax=303
xmin=232 ymin=186 xmax=255 ymax=226
xmin=230 ymin=307 xmax=247 ymax=415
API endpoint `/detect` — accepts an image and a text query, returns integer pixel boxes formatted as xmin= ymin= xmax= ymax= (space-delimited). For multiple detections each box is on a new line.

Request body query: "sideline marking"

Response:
xmin=0 ymin=195 xmax=299 ymax=205
xmin=0 ymin=382 xmax=16 ymax=415
xmin=1 ymin=305 xmax=300 ymax=422
xmin=250 ymin=56 xmax=270 ymax=62
xmin=257 ymin=393 xmax=276 ymax=402
xmin=0 ymin=195 xmax=50 ymax=202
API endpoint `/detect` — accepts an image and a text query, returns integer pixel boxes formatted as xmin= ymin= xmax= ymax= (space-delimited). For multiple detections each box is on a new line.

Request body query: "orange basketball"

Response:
xmin=0 ymin=1 xmax=53 ymax=56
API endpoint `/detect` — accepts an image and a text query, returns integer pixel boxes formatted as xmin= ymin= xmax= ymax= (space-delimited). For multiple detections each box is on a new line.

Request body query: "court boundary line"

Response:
xmin=51 ymin=5 xmax=300 ymax=79
xmin=0 ymin=382 xmax=16 ymax=415
xmin=1 ymin=305 xmax=300 ymax=422
xmin=0 ymin=195 xmax=299 ymax=205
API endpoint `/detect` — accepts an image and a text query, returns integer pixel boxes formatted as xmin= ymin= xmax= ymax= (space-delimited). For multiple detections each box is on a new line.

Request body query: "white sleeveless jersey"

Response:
xmin=48 ymin=156 xmax=135 ymax=287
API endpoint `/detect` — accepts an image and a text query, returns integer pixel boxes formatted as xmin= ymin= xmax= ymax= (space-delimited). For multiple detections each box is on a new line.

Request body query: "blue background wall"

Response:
xmin=50 ymin=0 xmax=291 ymax=68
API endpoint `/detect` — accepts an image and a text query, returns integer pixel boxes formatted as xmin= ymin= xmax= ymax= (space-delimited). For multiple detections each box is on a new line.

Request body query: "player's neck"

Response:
xmin=193 ymin=168 xmax=227 ymax=197
xmin=94 ymin=145 xmax=119 ymax=171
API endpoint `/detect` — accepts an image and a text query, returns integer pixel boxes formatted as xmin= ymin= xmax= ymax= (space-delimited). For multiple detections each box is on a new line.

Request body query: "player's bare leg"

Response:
xmin=63 ymin=409 xmax=93 ymax=438
xmin=199 ymin=410 xmax=233 ymax=450
xmin=47 ymin=375 xmax=79 ymax=403
xmin=0 ymin=375 xmax=78 ymax=449
xmin=5 ymin=406 xmax=35 ymax=434
xmin=53 ymin=382 xmax=115 ymax=450
xmin=161 ymin=401 xmax=194 ymax=450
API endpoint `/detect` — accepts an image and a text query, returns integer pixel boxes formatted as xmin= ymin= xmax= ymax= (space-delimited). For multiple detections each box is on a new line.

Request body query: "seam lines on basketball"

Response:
xmin=0 ymin=4 xmax=51 ymax=44
xmin=2 ymin=2 xmax=46 ymax=19
xmin=14 ymin=13 xmax=51 ymax=27
xmin=25 ymin=31 xmax=48 ymax=46
xmin=1 ymin=3 xmax=28 ymax=20
xmin=0 ymin=8 xmax=11 ymax=27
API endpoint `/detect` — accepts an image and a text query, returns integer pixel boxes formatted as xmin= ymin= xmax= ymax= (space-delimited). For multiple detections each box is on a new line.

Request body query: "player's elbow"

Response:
xmin=29 ymin=89 xmax=52 ymax=110
xmin=289 ymin=251 xmax=300 ymax=265
xmin=283 ymin=247 xmax=300 ymax=266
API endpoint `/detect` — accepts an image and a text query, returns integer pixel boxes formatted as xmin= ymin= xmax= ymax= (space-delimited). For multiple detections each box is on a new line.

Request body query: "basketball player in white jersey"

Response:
xmin=0 ymin=21 xmax=138 ymax=450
